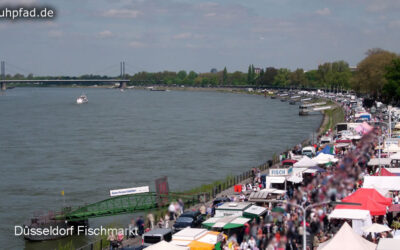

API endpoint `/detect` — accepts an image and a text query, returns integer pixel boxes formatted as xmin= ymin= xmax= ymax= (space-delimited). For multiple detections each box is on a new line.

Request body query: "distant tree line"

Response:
xmin=4 ymin=48 xmax=400 ymax=104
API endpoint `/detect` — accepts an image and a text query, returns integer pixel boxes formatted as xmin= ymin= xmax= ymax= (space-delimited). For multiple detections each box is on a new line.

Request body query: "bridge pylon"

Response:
xmin=1 ymin=61 xmax=5 ymax=91
xmin=119 ymin=61 xmax=127 ymax=89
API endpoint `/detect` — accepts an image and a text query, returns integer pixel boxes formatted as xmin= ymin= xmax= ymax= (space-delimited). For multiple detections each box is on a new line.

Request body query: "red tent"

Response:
xmin=282 ymin=159 xmax=297 ymax=167
xmin=336 ymin=188 xmax=392 ymax=216
xmin=373 ymin=168 xmax=397 ymax=176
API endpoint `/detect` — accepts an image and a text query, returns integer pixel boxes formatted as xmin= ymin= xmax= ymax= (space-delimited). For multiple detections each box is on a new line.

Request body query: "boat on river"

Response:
xmin=76 ymin=94 xmax=88 ymax=104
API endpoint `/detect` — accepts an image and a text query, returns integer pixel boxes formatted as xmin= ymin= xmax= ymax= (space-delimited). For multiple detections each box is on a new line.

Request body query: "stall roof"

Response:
xmin=248 ymin=189 xmax=286 ymax=202
xmin=376 ymin=238 xmax=400 ymax=250
xmin=172 ymin=228 xmax=208 ymax=241
xmin=335 ymin=188 xmax=392 ymax=216
xmin=367 ymin=158 xmax=391 ymax=166
xmin=363 ymin=176 xmax=400 ymax=191
xmin=215 ymin=202 xmax=251 ymax=211
xmin=243 ymin=205 xmax=267 ymax=217
xmin=385 ymin=168 xmax=400 ymax=174
xmin=293 ymin=156 xmax=318 ymax=168
xmin=203 ymin=216 xmax=250 ymax=229
xmin=287 ymin=175 xmax=303 ymax=183
xmin=328 ymin=209 xmax=371 ymax=220
xmin=317 ymin=222 xmax=376 ymax=250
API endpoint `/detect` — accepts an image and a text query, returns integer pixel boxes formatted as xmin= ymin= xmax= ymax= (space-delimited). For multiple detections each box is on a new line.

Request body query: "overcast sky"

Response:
xmin=1 ymin=0 xmax=400 ymax=76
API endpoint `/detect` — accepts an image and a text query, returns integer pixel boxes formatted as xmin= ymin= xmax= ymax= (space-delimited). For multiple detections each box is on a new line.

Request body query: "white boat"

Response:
xmin=76 ymin=94 xmax=88 ymax=104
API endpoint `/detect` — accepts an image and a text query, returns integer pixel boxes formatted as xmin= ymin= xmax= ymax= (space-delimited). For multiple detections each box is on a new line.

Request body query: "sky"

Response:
xmin=0 ymin=0 xmax=400 ymax=76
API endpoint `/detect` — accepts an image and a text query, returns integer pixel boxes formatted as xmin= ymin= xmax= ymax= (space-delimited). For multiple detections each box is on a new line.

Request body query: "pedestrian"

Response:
xmin=147 ymin=213 xmax=155 ymax=229
xmin=164 ymin=213 xmax=170 ymax=228
xmin=169 ymin=202 xmax=176 ymax=220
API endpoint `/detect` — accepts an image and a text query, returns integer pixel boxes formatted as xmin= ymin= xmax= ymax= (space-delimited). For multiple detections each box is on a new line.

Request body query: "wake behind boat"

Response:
xmin=76 ymin=94 xmax=88 ymax=104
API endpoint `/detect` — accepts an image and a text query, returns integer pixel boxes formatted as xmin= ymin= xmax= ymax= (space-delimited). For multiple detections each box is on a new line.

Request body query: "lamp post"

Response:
xmin=265 ymin=199 xmax=361 ymax=250
xmin=378 ymin=136 xmax=382 ymax=175
xmin=389 ymin=105 xmax=392 ymax=138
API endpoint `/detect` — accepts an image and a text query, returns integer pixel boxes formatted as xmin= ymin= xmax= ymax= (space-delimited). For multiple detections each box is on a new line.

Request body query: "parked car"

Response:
xmin=172 ymin=211 xmax=204 ymax=232
xmin=212 ymin=197 xmax=231 ymax=206
xmin=142 ymin=228 xmax=172 ymax=247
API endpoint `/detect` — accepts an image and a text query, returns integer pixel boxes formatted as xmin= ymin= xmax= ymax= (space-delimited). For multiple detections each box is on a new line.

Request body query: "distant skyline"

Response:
xmin=1 ymin=0 xmax=400 ymax=76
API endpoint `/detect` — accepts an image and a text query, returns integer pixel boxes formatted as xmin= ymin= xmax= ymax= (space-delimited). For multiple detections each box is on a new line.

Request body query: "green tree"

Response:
xmin=273 ymin=68 xmax=291 ymax=86
xmin=305 ymin=70 xmax=319 ymax=87
xmin=290 ymin=68 xmax=307 ymax=87
xmin=247 ymin=65 xmax=252 ymax=84
xmin=223 ymin=67 xmax=228 ymax=85
xmin=352 ymin=48 xmax=398 ymax=98
xmin=383 ymin=58 xmax=400 ymax=103
xmin=177 ymin=70 xmax=187 ymax=80
xmin=262 ymin=67 xmax=278 ymax=85
xmin=231 ymin=71 xmax=246 ymax=85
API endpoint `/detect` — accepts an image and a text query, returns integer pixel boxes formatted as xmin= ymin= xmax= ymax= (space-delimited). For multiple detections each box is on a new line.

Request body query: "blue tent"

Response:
xmin=317 ymin=145 xmax=334 ymax=155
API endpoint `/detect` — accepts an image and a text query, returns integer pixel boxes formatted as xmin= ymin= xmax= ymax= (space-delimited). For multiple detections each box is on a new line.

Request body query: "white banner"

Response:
xmin=110 ymin=186 xmax=149 ymax=197
xmin=269 ymin=167 xmax=293 ymax=176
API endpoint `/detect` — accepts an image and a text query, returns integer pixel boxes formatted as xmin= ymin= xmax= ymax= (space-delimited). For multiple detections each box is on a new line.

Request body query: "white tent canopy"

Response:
xmin=363 ymin=223 xmax=392 ymax=233
xmin=390 ymin=152 xmax=400 ymax=160
xmin=377 ymin=238 xmax=400 ymax=250
xmin=317 ymin=222 xmax=376 ymax=250
xmin=287 ymin=175 xmax=303 ymax=183
xmin=312 ymin=153 xmax=338 ymax=164
xmin=367 ymin=158 xmax=391 ymax=166
xmin=363 ymin=176 xmax=400 ymax=191
xmin=386 ymin=168 xmax=400 ymax=174
xmin=328 ymin=209 xmax=371 ymax=220
xmin=146 ymin=241 xmax=189 ymax=250
xmin=293 ymin=156 xmax=318 ymax=168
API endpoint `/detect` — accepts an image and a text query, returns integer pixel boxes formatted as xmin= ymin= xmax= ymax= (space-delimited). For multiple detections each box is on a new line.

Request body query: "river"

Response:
xmin=0 ymin=88 xmax=322 ymax=249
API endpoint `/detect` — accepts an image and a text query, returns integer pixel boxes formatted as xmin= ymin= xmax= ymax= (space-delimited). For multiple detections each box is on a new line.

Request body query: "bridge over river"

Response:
xmin=53 ymin=192 xmax=205 ymax=221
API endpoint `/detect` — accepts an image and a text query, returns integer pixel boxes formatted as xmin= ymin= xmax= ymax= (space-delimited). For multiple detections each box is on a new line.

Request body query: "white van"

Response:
xmin=302 ymin=146 xmax=316 ymax=157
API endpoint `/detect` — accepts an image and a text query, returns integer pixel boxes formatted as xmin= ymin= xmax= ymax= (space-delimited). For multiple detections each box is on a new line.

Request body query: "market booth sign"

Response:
xmin=269 ymin=167 xmax=292 ymax=176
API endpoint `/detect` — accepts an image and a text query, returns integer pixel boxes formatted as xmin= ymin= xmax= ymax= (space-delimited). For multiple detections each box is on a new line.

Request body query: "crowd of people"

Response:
xmin=213 ymin=102 xmax=398 ymax=249
xmin=111 ymin=100 xmax=399 ymax=250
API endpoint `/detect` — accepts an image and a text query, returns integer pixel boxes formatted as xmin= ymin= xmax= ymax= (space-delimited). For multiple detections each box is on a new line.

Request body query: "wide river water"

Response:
xmin=0 ymin=88 xmax=322 ymax=249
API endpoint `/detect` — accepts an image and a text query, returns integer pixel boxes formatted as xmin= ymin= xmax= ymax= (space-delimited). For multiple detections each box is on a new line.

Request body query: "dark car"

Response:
xmin=172 ymin=211 xmax=203 ymax=232
xmin=212 ymin=197 xmax=231 ymax=206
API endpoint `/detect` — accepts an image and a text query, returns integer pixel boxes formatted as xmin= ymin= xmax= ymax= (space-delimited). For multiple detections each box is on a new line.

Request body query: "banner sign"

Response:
xmin=269 ymin=167 xmax=292 ymax=176
xmin=110 ymin=186 xmax=149 ymax=197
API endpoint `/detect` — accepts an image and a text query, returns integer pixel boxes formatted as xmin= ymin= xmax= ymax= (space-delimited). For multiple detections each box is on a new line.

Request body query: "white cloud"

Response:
xmin=98 ymin=30 xmax=113 ymax=38
xmin=366 ymin=0 xmax=400 ymax=12
xmin=315 ymin=8 xmax=331 ymax=16
xmin=129 ymin=41 xmax=147 ymax=48
xmin=388 ymin=20 xmax=400 ymax=28
xmin=48 ymin=30 xmax=63 ymax=38
xmin=204 ymin=12 xmax=216 ymax=17
xmin=172 ymin=32 xmax=192 ymax=40
xmin=103 ymin=9 xmax=141 ymax=18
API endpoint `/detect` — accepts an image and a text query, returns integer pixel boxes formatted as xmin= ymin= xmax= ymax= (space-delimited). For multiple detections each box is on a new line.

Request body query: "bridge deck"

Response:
xmin=56 ymin=192 xmax=200 ymax=221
